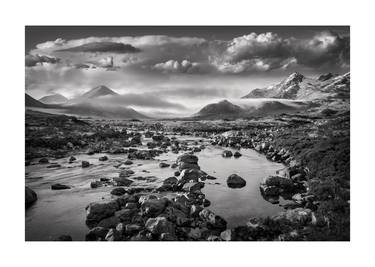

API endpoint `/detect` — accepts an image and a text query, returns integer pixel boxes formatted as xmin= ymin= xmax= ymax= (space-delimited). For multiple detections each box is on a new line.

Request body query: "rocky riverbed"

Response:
xmin=25 ymin=109 xmax=350 ymax=241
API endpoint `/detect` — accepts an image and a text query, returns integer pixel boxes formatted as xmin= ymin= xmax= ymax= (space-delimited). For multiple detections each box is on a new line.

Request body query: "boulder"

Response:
xmin=182 ymin=182 xmax=204 ymax=193
xmin=163 ymin=176 xmax=178 ymax=185
xmin=85 ymin=227 xmax=109 ymax=241
xmin=159 ymin=162 xmax=170 ymax=168
xmin=51 ymin=183 xmax=71 ymax=190
xmin=97 ymin=216 xmax=120 ymax=229
xmin=233 ymin=151 xmax=242 ymax=158
xmin=115 ymin=209 xmax=137 ymax=223
xmin=176 ymin=154 xmax=198 ymax=164
xmin=227 ymin=174 xmax=246 ymax=188
xmin=25 ymin=187 xmax=37 ymax=207
xmin=220 ymin=229 xmax=233 ymax=241
xmin=69 ymin=156 xmax=76 ymax=163
xmin=86 ymin=200 xmax=119 ymax=225
xmin=119 ymin=169 xmax=135 ymax=178
xmin=145 ymin=217 xmax=175 ymax=236
xmin=99 ymin=156 xmax=108 ymax=161
xmin=222 ymin=150 xmax=233 ymax=157
xmin=82 ymin=161 xmax=90 ymax=168
xmin=105 ymin=228 xmax=122 ymax=241
xmin=124 ymin=160 xmax=133 ymax=165
xmin=113 ymin=177 xmax=133 ymax=186
xmin=179 ymin=162 xmax=200 ymax=171
xmin=111 ymin=187 xmax=126 ymax=196
xmin=39 ymin=158 xmax=49 ymax=164
xmin=179 ymin=169 xmax=203 ymax=183
xmin=141 ymin=198 xmax=168 ymax=217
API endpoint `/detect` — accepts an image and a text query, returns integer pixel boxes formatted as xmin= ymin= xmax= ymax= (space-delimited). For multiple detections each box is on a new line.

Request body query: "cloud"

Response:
xmin=153 ymin=59 xmax=213 ymax=74
xmin=25 ymin=54 xmax=60 ymax=67
xmin=56 ymin=42 xmax=141 ymax=53
xmin=211 ymin=31 xmax=349 ymax=73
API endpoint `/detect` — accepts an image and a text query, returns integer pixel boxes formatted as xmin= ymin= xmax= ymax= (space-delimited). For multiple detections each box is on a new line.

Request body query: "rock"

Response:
xmin=145 ymin=217 xmax=175 ymax=236
xmin=86 ymin=200 xmax=119 ymax=225
xmin=115 ymin=209 xmax=137 ymax=223
xmin=82 ymin=161 xmax=90 ymax=168
xmin=160 ymin=232 xmax=177 ymax=241
xmin=124 ymin=160 xmax=133 ymax=165
xmin=177 ymin=154 xmax=198 ymax=164
xmin=69 ymin=156 xmax=76 ymax=163
xmin=171 ymin=163 xmax=178 ymax=169
xmin=163 ymin=176 xmax=178 ymax=185
xmin=220 ymin=229 xmax=233 ymax=241
xmin=125 ymin=224 xmax=142 ymax=234
xmin=85 ymin=227 xmax=109 ymax=241
xmin=113 ymin=177 xmax=133 ymax=186
xmin=182 ymin=182 xmax=204 ymax=193
xmin=141 ymin=198 xmax=168 ymax=217
xmin=105 ymin=228 xmax=122 ymax=241
xmin=188 ymin=228 xmax=202 ymax=240
xmin=233 ymin=151 xmax=242 ymax=158
xmin=97 ymin=216 xmax=120 ymax=229
xmin=39 ymin=158 xmax=49 ymax=164
xmin=99 ymin=156 xmax=108 ymax=161
xmin=203 ymin=199 xmax=211 ymax=207
xmin=111 ymin=187 xmax=126 ymax=196
xmin=47 ymin=163 xmax=61 ymax=168
xmin=274 ymin=208 xmax=313 ymax=225
xmin=51 ymin=183 xmax=71 ymax=190
xmin=179 ymin=169 xmax=202 ymax=183
xmin=205 ymin=175 xmax=217 ymax=180
xmin=125 ymin=202 xmax=138 ymax=209
xmin=115 ymin=223 xmax=125 ymax=235
xmin=90 ymin=180 xmax=101 ymax=189
xmin=227 ymin=174 xmax=246 ymax=188
xmin=25 ymin=187 xmax=37 ymax=207
xmin=55 ymin=235 xmax=72 ymax=241
xmin=199 ymin=209 xmax=227 ymax=230
xmin=159 ymin=162 xmax=170 ymax=168
xmin=179 ymin=162 xmax=201 ymax=171
xmin=190 ymin=205 xmax=203 ymax=217
xmin=222 ymin=150 xmax=233 ymax=157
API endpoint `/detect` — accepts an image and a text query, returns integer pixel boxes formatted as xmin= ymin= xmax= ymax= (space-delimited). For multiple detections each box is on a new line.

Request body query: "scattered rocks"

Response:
xmin=227 ymin=174 xmax=246 ymax=188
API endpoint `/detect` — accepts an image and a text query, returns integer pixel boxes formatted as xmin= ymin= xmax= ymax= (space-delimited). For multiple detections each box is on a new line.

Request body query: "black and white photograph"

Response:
xmin=25 ymin=25 xmax=350 ymax=241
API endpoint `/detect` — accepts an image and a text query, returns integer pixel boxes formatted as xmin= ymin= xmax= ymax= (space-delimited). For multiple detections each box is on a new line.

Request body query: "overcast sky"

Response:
xmin=25 ymin=26 xmax=350 ymax=116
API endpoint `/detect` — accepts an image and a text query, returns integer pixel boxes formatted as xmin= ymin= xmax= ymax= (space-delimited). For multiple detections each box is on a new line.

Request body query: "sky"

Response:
xmin=25 ymin=26 xmax=350 ymax=117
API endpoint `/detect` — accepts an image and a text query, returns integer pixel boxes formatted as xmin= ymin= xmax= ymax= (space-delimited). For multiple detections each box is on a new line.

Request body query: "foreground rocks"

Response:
xmin=25 ymin=187 xmax=37 ymax=207
xmin=227 ymin=174 xmax=246 ymax=188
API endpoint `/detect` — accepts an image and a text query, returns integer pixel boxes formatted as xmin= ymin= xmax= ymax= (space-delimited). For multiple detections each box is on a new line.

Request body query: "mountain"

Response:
xmin=241 ymin=72 xmax=350 ymax=101
xmin=193 ymin=99 xmax=307 ymax=120
xmin=39 ymin=93 xmax=68 ymax=104
xmin=80 ymin=85 xmax=119 ymax=99
xmin=25 ymin=94 xmax=47 ymax=108
xmin=63 ymin=102 xmax=149 ymax=119
xmin=196 ymin=100 xmax=243 ymax=116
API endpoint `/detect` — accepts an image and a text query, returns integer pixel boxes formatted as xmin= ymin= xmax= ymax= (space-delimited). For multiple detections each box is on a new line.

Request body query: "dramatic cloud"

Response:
xmin=25 ymin=54 xmax=60 ymax=67
xmin=56 ymin=42 xmax=140 ymax=53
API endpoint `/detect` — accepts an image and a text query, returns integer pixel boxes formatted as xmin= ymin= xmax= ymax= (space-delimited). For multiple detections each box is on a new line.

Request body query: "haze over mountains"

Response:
xmin=26 ymin=71 xmax=350 ymax=120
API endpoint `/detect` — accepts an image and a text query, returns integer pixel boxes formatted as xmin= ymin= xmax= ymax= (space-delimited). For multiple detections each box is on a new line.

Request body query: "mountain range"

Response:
xmin=26 ymin=71 xmax=350 ymax=120
xmin=241 ymin=72 xmax=350 ymax=101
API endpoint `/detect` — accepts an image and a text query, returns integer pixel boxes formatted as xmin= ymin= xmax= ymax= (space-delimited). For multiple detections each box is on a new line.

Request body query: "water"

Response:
xmin=25 ymin=137 xmax=285 ymax=240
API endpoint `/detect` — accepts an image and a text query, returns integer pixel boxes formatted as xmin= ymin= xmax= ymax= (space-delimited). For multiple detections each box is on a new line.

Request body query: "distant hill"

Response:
xmin=80 ymin=85 xmax=118 ymax=99
xmin=241 ymin=72 xmax=350 ymax=101
xmin=193 ymin=98 xmax=307 ymax=120
xmin=39 ymin=93 xmax=68 ymax=104
xmin=25 ymin=94 xmax=47 ymax=108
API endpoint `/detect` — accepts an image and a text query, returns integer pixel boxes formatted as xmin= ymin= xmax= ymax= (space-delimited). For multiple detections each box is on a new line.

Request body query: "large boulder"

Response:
xmin=86 ymin=200 xmax=120 ymax=226
xmin=141 ymin=198 xmax=168 ymax=217
xmin=227 ymin=174 xmax=246 ymax=188
xmin=176 ymin=153 xmax=200 ymax=171
xmin=145 ymin=216 xmax=175 ymax=236
xmin=25 ymin=187 xmax=37 ymax=207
